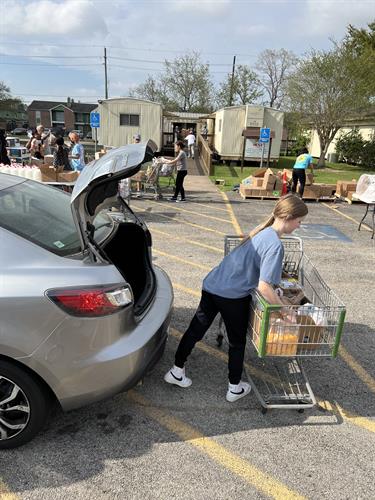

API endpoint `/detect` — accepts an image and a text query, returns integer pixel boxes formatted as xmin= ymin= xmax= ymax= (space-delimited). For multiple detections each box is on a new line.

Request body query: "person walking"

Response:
xmin=291 ymin=147 xmax=314 ymax=198
xmin=0 ymin=129 xmax=11 ymax=165
xmin=201 ymin=124 xmax=208 ymax=141
xmin=185 ymin=129 xmax=195 ymax=159
xmin=68 ymin=131 xmax=85 ymax=172
xmin=164 ymin=194 xmax=308 ymax=402
xmin=133 ymin=133 xmax=141 ymax=144
xmin=164 ymin=140 xmax=188 ymax=202
xmin=53 ymin=136 xmax=72 ymax=170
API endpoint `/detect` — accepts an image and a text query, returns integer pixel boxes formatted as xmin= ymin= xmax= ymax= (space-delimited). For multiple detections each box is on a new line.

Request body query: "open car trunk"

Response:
xmin=98 ymin=219 xmax=155 ymax=316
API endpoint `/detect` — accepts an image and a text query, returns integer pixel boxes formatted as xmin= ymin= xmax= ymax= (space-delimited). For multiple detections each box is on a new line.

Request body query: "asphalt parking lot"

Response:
xmin=1 ymin=175 xmax=374 ymax=500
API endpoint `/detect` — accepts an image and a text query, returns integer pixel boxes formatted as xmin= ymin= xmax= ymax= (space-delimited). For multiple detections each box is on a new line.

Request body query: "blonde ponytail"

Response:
xmin=249 ymin=214 xmax=275 ymax=239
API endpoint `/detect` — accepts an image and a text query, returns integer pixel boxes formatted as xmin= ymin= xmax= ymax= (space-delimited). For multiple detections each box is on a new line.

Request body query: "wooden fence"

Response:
xmin=197 ymin=133 xmax=214 ymax=175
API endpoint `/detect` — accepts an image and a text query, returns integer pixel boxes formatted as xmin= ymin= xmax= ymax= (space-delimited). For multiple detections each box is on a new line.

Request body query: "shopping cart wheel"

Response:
xmin=216 ymin=333 xmax=223 ymax=347
xmin=297 ymin=409 xmax=305 ymax=414
xmin=261 ymin=407 xmax=268 ymax=415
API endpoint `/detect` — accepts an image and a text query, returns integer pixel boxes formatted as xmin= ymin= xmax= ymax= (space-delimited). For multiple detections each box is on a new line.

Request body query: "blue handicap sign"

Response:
xmin=259 ymin=127 xmax=271 ymax=143
xmin=90 ymin=112 xmax=100 ymax=128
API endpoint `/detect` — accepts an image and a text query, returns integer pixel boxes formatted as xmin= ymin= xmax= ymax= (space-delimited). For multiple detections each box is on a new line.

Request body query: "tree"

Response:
xmin=128 ymin=53 xmax=214 ymax=113
xmin=129 ymin=76 xmax=178 ymax=111
xmin=162 ymin=52 xmax=214 ymax=113
xmin=287 ymin=47 xmax=370 ymax=167
xmin=0 ymin=81 xmax=25 ymax=117
xmin=342 ymin=20 xmax=375 ymax=97
xmin=216 ymin=65 xmax=262 ymax=108
xmin=335 ymin=129 xmax=365 ymax=164
xmin=0 ymin=82 xmax=11 ymax=102
xmin=256 ymin=49 xmax=298 ymax=109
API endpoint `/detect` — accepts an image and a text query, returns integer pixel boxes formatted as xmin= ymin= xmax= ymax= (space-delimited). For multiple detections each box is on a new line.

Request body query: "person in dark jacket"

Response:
xmin=53 ymin=136 xmax=72 ymax=170
xmin=0 ymin=129 xmax=11 ymax=165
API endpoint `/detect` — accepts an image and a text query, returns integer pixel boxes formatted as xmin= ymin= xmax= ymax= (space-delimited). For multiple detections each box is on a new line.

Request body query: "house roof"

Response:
xmin=28 ymin=100 xmax=97 ymax=113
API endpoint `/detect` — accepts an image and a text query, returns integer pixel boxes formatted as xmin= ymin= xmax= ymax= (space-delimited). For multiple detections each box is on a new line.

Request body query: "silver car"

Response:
xmin=0 ymin=141 xmax=173 ymax=449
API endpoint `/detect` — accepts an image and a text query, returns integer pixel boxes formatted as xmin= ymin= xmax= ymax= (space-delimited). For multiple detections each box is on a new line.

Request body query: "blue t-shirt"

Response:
xmin=293 ymin=153 xmax=313 ymax=170
xmin=71 ymin=143 xmax=85 ymax=172
xmin=202 ymin=227 xmax=284 ymax=299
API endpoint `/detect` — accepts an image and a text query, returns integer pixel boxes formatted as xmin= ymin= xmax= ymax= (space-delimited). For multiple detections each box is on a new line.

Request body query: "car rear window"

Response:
xmin=0 ymin=180 xmax=112 ymax=257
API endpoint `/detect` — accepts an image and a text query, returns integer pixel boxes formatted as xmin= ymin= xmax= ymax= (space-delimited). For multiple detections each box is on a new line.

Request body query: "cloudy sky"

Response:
xmin=0 ymin=0 xmax=373 ymax=104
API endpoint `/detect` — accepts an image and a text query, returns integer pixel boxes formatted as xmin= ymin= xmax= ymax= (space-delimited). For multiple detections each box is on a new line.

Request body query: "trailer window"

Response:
xmin=120 ymin=114 xmax=140 ymax=126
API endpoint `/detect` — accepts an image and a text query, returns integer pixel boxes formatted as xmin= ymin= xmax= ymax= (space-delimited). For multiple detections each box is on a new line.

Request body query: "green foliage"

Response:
xmin=335 ymin=129 xmax=365 ymax=164
xmin=290 ymin=135 xmax=309 ymax=156
xmin=287 ymin=44 xmax=371 ymax=166
xmin=362 ymin=139 xmax=375 ymax=169
xmin=335 ymin=129 xmax=375 ymax=169
xmin=216 ymin=65 xmax=262 ymax=108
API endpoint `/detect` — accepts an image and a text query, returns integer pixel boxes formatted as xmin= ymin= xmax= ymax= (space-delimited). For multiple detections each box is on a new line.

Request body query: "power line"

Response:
xmin=0 ymin=53 xmax=100 ymax=59
xmin=0 ymin=39 xmax=259 ymax=58
xmin=0 ymin=62 xmax=100 ymax=67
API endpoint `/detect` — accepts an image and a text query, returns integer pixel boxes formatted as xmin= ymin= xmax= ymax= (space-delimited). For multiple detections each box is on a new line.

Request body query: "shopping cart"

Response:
xmin=217 ymin=235 xmax=346 ymax=412
xmin=131 ymin=158 xmax=175 ymax=200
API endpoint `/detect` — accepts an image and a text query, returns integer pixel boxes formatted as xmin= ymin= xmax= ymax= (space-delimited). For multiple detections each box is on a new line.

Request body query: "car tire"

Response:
xmin=0 ymin=361 xmax=49 ymax=449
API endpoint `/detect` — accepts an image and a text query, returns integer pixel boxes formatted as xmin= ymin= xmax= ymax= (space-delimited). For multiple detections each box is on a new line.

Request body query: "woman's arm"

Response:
xmin=258 ymin=280 xmax=297 ymax=322
xmin=257 ymin=281 xmax=284 ymax=305
xmin=164 ymin=151 xmax=182 ymax=165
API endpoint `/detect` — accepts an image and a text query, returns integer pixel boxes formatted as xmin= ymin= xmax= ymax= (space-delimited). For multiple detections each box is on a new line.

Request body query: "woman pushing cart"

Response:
xmin=164 ymin=194 xmax=309 ymax=402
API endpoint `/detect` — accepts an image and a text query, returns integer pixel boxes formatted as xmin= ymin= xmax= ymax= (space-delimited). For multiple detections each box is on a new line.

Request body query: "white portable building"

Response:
xmin=213 ymin=105 xmax=284 ymax=161
xmin=96 ymin=97 xmax=163 ymax=149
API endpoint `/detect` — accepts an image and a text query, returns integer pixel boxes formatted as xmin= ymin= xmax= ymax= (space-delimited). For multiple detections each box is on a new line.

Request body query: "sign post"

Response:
xmin=90 ymin=112 xmax=100 ymax=154
xmin=259 ymin=127 xmax=270 ymax=168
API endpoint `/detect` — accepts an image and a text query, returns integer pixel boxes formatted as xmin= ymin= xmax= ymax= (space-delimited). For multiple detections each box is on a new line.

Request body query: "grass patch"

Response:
xmin=209 ymin=157 xmax=369 ymax=191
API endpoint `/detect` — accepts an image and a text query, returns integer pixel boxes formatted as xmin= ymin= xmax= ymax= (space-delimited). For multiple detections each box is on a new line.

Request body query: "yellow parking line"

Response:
xmin=322 ymin=203 xmax=372 ymax=232
xmin=129 ymin=391 xmax=305 ymax=499
xmin=150 ymin=200 xmax=234 ymax=224
xmin=190 ymin=201 xmax=231 ymax=213
xmin=221 ymin=192 xmax=243 ymax=236
xmin=169 ymin=328 xmax=375 ymax=434
xmin=152 ymin=228 xmax=222 ymax=253
xmin=154 ymin=250 xmax=211 ymax=271
xmin=339 ymin=345 xmax=375 ymax=394
xmin=0 ymin=480 xmax=18 ymax=499
xmin=173 ymin=282 xmax=202 ymax=298
xmin=318 ymin=400 xmax=375 ymax=434
xmin=132 ymin=204 xmax=227 ymax=236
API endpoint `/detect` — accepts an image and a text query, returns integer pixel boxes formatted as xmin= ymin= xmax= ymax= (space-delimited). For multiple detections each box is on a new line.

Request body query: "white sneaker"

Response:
xmin=226 ymin=381 xmax=251 ymax=402
xmin=164 ymin=365 xmax=192 ymax=388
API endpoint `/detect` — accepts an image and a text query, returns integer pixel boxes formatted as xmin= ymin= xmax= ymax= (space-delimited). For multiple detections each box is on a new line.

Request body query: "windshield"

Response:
xmin=0 ymin=180 xmax=112 ymax=257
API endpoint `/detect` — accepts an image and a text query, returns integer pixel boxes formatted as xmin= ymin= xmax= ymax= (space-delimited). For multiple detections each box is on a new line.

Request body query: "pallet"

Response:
xmin=334 ymin=193 xmax=362 ymax=205
xmin=240 ymin=194 xmax=335 ymax=202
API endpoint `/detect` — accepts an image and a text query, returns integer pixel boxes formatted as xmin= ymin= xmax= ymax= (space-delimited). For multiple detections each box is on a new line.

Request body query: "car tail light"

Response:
xmin=46 ymin=285 xmax=133 ymax=317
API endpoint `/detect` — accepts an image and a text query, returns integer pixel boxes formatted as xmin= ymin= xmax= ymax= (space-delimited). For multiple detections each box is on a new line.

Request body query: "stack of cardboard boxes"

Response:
xmin=335 ymin=180 xmax=357 ymax=201
xmin=239 ymin=168 xmax=283 ymax=199
xmin=36 ymin=154 xmax=79 ymax=183
xmin=239 ymin=168 xmax=337 ymax=200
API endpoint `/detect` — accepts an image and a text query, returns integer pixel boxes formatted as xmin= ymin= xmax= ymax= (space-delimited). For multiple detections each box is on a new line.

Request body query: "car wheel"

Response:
xmin=0 ymin=361 xmax=49 ymax=449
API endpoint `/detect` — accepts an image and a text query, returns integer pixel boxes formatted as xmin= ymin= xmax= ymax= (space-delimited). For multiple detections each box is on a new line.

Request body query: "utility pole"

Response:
xmin=104 ymin=47 xmax=108 ymax=99
xmin=229 ymin=55 xmax=236 ymax=107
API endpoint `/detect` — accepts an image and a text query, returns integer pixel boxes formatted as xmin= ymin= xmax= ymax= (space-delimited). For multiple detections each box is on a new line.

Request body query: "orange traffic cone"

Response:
xmin=281 ymin=172 xmax=288 ymax=195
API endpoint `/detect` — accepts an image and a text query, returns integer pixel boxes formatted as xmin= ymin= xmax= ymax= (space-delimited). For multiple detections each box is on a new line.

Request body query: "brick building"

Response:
xmin=27 ymin=99 xmax=97 ymax=136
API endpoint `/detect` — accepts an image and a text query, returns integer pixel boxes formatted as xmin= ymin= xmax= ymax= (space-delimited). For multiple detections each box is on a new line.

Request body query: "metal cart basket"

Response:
xmin=131 ymin=158 xmax=175 ymax=200
xmin=218 ymin=235 xmax=346 ymax=412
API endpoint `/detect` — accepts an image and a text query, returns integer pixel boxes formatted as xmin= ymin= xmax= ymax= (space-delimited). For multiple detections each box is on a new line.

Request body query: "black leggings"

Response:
xmin=175 ymin=290 xmax=251 ymax=384
xmin=174 ymin=170 xmax=187 ymax=199
xmin=292 ymin=168 xmax=306 ymax=197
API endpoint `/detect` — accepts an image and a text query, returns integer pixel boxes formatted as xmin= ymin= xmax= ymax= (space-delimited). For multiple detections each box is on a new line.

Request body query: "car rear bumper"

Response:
xmin=18 ymin=267 xmax=173 ymax=411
